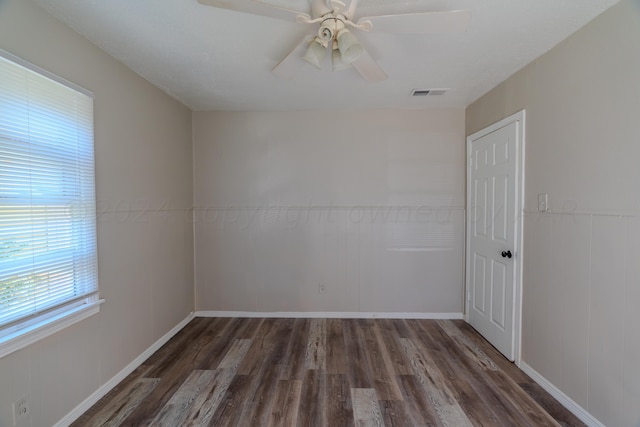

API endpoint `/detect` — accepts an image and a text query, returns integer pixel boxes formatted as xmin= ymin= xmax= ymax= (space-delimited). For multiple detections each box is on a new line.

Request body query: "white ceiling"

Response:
xmin=34 ymin=0 xmax=619 ymax=111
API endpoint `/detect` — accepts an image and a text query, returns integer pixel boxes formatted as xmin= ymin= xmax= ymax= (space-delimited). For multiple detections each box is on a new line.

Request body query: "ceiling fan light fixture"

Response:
xmin=331 ymin=46 xmax=352 ymax=71
xmin=199 ymin=0 xmax=472 ymax=83
xmin=318 ymin=25 xmax=334 ymax=43
xmin=302 ymin=38 xmax=328 ymax=69
xmin=336 ymin=29 xmax=363 ymax=64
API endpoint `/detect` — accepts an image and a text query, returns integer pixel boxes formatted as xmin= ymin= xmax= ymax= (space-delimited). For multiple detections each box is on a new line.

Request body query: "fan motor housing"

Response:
xmin=318 ymin=15 xmax=346 ymax=43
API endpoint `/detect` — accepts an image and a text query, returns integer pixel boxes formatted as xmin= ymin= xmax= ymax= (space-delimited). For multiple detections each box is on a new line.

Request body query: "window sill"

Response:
xmin=0 ymin=298 xmax=105 ymax=359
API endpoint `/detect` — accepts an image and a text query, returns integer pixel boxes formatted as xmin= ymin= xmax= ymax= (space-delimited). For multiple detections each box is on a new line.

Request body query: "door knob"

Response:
xmin=501 ymin=250 xmax=512 ymax=259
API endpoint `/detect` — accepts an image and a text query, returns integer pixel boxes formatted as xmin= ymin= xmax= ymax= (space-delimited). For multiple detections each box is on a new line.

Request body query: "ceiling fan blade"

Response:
xmin=272 ymin=36 xmax=313 ymax=80
xmin=198 ymin=0 xmax=308 ymax=22
xmin=357 ymin=10 xmax=471 ymax=34
xmin=310 ymin=0 xmax=331 ymax=18
xmin=345 ymin=0 xmax=359 ymax=19
xmin=352 ymin=48 xmax=387 ymax=83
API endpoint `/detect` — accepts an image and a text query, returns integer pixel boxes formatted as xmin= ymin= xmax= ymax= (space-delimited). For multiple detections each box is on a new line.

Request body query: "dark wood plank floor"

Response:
xmin=72 ymin=318 xmax=585 ymax=427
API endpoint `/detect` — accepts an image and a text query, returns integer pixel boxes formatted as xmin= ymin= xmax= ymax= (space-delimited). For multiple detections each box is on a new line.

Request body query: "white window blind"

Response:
xmin=0 ymin=50 xmax=99 ymax=337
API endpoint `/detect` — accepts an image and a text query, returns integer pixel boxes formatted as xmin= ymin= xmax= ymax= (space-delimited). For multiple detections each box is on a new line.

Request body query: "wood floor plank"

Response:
xmin=151 ymin=369 xmax=216 ymax=426
xmin=412 ymin=321 xmax=523 ymax=427
xmin=141 ymin=318 xmax=214 ymax=373
xmin=77 ymin=318 xmax=586 ymax=427
xmin=265 ymin=318 xmax=295 ymax=362
xmin=326 ymin=374 xmax=354 ymax=427
xmin=268 ymin=380 xmax=303 ymax=427
xmin=208 ymin=374 xmax=255 ymax=427
xmin=70 ymin=364 xmax=154 ymax=426
xmin=326 ymin=319 xmax=348 ymax=375
xmin=218 ymin=339 xmax=253 ymax=370
xmin=396 ymin=374 xmax=442 ymax=427
xmin=145 ymin=317 xmax=230 ymax=379
xmin=455 ymin=320 xmax=532 ymax=382
xmin=279 ymin=318 xmax=309 ymax=380
xmin=485 ymin=370 xmax=562 ymax=427
xmin=449 ymin=321 xmax=580 ymax=426
xmin=196 ymin=318 xmax=252 ymax=370
xmin=151 ymin=339 xmax=253 ymax=426
xmin=415 ymin=321 xmax=540 ymax=426
xmin=344 ymin=319 xmax=374 ymax=389
xmin=387 ymin=318 xmax=414 ymax=339
xmin=305 ymin=318 xmax=326 ymax=370
xmin=235 ymin=317 xmax=265 ymax=339
xmin=360 ymin=320 xmax=403 ymax=401
xmin=181 ymin=369 xmax=231 ymax=426
xmin=241 ymin=319 xmax=295 ymax=426
xmin=182 ymin=339 xmax=253 ymax=426
xmin=376 ymin=319 xmax=413 ymax=376
xmin=455 ymin=320 xmax=584 ymax=425
xmin=400 ymin=337 xmax=474 ymax=427
xmin=519 ymin=382 xmax=586 ymax=427
xmin=79 ymin=378 xmax=160 ymax=427
xmin=351 ymin=388 xmax=383 ymax=427
xmin=297 ymin=369 xmax=327 ymax=427
xmin=435 ymin=320 xmax=498 ymax=371
xmin=180 ymin=368 xmax=239 ymax=426
xmin=238 ymin=318 xmax=290 ymax=376
xmin=379 ymin=399 xmax=414 ymax=427
xmin=120 ymin=319 xmax=234 ymax=426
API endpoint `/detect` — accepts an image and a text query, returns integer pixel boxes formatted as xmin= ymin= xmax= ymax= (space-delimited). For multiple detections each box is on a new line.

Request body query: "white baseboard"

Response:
xmin=519 ymin=361 xmax=604 ymax=427
xmin=54 ymin=313 xmax=195 ymax=427
xmin=194 ymin=310 xmax=463 ymax=320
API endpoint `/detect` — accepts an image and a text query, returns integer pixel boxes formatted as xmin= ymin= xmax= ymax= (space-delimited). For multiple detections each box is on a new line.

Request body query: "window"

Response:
xmin=0 ymin=50 xmax=101 ymax=358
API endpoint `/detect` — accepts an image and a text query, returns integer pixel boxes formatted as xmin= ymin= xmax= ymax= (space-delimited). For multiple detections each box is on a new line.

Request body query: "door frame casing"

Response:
xmin=464 ymin=110 xmax=525 ymax=366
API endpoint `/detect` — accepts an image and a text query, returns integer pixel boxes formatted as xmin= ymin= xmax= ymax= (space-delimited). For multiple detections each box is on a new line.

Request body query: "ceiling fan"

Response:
xmin=197 ymin=0 xmax=471 ymax=83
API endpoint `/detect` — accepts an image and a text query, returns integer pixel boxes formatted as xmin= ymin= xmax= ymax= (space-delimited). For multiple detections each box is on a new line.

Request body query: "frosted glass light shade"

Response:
xmin=303 ymin=40 xmax=327 ymax=68
xmin=337 ymin=30 xmax=363 ymax=64
xmin=332 ymin=48 xmax=352 ymax=71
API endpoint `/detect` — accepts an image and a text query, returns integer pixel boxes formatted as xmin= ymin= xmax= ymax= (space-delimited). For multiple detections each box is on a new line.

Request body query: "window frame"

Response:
xmin=0 ymin=50 xmax=103 ymax=358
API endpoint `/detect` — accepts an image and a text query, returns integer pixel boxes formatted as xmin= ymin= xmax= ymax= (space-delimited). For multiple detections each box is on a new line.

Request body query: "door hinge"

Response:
xmin=467 ymin=292 xmax=471 ymax=302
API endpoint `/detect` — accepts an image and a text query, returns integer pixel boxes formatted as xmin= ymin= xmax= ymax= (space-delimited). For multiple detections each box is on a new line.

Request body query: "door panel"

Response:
xmin=473 ymin=254 xmax=486 ymax=313
xmin=467 ymin=115 xmax=523 ymax=362
xmin=474 ymin=178 xmax=488 ymax=237
xmin=491 ymin=259 xmax=506 ymax=328
xmin=494 ymin=176 xmax=508 ymax=242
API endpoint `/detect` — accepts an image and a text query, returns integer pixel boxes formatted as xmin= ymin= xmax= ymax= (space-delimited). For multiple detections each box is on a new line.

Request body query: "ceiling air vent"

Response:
xmin=411 ymin=89 xmax=448 ymax=96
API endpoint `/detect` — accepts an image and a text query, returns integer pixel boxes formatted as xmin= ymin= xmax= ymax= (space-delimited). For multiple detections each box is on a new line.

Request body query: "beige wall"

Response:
xmin=466 ymin=1 xmax=640 ymax=426
xmin=0 ymin=0 xmax=194 ymax=426
xmin=193 ymin=109 xmax=465 ymax=314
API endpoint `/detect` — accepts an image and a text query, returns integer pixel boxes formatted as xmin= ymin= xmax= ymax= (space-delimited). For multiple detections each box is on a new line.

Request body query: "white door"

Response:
xmin=466 ymin=111 xmax=524 ymax=362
